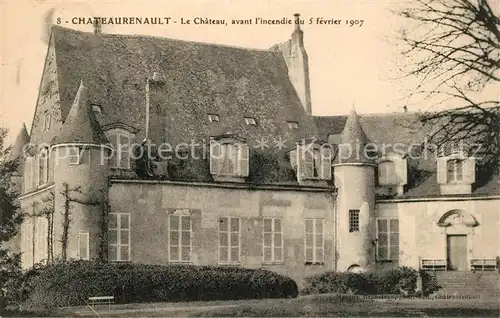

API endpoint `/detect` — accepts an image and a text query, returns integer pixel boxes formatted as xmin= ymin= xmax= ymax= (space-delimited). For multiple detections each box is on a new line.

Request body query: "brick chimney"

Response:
xmin=271 ymin=13 xmax=312 ymax=115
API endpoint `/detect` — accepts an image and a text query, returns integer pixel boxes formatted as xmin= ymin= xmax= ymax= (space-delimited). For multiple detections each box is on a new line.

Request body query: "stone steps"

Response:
xmin=432 ymin=271 xmax=500 ymax=298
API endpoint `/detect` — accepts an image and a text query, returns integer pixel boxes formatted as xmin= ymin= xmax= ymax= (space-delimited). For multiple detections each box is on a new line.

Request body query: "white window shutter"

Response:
xmin=304 ymin=148 xmax=314 ymax=179
xmin=297 ymin=145 xmax=305 ymax=180
xmin=238 ymin=144 xmax=249 ymax=177
xmin=463 ymin=157 xmax=476 ymax=184
xmin=24 ymin=158 xmax=30 ymax=192
xmin=320 ymin=147 xmax=332 ymax=180
xmin=395 ymin=158 xmax=408 ymax=185
xmin=210 ymin=140 xmax=221 ymax=174
xmin=436 ymin=157 xmax=447 ymax=184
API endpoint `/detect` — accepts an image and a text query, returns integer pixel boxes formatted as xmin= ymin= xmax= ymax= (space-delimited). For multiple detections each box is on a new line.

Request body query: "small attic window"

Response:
xmin=244 ymin=117 xmax=257 ymax=126
xmin=287 ymin=121 xmax=299 ymax=130
xmin=208 ymin=114 xmax=220 ymax=123
xmin=92 ymin=105 xmax=102 ymax=115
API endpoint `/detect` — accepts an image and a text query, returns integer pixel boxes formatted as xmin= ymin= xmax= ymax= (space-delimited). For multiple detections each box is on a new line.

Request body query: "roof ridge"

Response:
xmin=314 ymin=111 xmax=420 ymax=118
xmin=51 ymin=25 xmax=281 ymax=54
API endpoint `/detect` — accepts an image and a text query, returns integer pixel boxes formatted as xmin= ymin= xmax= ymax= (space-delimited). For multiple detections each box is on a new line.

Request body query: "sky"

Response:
xmin=1 ymin=0 xmax=498 ymax=145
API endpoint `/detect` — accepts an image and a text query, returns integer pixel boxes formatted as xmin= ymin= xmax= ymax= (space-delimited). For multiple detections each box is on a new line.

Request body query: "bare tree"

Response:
xmin=397 ymin=0 xmax=500 ymax=172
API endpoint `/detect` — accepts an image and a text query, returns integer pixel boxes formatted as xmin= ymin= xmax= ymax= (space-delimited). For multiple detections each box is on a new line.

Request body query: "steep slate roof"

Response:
xmin=336 ymin=108 xmax=374 ymax=164
xmin=50 ymin=26 xmax=318 ymax=184
xmin=45 ymin=25 xmax=497 ymax=196
xmin=52 ymin=81 xmax=109 ymax=145
xmin=314 ymin=113 xmax=499 ymax=198
xmin=9 ymin=123 xmax=30 ymax=161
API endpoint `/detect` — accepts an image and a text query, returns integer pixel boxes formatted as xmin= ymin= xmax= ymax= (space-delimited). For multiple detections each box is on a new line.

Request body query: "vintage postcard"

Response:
xmin=0 ymin=0 xmax=499 ymax=316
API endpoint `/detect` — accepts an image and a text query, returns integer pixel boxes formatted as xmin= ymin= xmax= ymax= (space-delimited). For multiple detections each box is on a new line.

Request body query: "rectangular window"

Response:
xmin=208 ymin=114 xmax=220 ymax=123
xmin=305 ymin=218 xmax=324 ymax=264
xmin=377 ymin=218 xmax=399 ymax=261
xmin=38 ymin=149 xmax=49 ymax=186
xmin=106 ymin=132 xmax=132 ymax=169
xmin=78 ymin=232 xmax=90 ymax=260
xmin=447 ymin=159 xmax=464 ymax=183
xmin=108 ymin=213 xmax=130 ymax=261
xmin=220 ymin=144 xmax=238 ymax=175
xmin=263 ymin=218 xmax=283 ymax=263
xmin=218 ymin=217 xmax=240 ymax=264
xmin=68 ymin=147 xmax=81 ymax=165
xmin=287 ymin=121 xmax=299 ymax=129
xmin=349 ymin=210 xmax=360 ymax=232
xmin=244 ymin=117 xmax=257 ymax=126
xmin=169 ymin=213 xmax=192 ymax=262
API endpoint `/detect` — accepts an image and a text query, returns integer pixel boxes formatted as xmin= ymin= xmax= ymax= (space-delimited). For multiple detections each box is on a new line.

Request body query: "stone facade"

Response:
xmin=10 ymin=17 xmax=499 ymax=287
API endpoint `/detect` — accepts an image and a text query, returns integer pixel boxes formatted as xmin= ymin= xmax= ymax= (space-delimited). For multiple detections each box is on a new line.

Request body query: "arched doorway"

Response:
xmin=437 ymin=209 xmax=477 ymax=271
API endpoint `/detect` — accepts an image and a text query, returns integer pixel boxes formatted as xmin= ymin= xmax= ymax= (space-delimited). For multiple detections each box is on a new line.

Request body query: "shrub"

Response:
xmin=419 ymin=270 xmax=440 ymax=296
xmin=302 ymin=267 xmax=418 ymax=296
xmin=6 ymin=260 xmax=298 ymax=309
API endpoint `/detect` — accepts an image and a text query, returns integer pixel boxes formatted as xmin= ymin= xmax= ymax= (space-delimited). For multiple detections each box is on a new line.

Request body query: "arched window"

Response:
xmin=38 ymin=147 xmax=49 ymax=186
xmin=378 ymin=160 xmax=397 ymax=185
xmin=446 ymin=158 xmax=464 ymax=183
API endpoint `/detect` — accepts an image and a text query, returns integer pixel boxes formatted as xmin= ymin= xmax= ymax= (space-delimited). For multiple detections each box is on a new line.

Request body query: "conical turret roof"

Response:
xmin=8 ymin=123 xmax=30 ymax=161
xmin=337 ymin=108 xmax=376 ymax=164
xmin=52 ymin=81 xmax=109 ymax=145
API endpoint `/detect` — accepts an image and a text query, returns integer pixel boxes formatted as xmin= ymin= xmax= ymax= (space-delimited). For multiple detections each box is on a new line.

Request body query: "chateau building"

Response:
xmin=9 ymin=14 xmax=499 ymax=285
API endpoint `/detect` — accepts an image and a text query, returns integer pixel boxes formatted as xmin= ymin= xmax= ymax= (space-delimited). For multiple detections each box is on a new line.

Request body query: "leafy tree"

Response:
xmin=0 ymin=127 xmax=24 ymax=309
xmin=396 ymin=0 xmax=499 ymax=172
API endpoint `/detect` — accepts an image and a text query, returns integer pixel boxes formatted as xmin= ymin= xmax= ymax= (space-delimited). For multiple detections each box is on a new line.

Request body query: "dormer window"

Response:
xmin=287 ymin=121 xmax=299 ymax=130
xmin=378 ymin=160 xmax=397 ymax=185
xmin=437 ymin=151 xmax=475 ymax=195
xmin=447 ymin=158 xmax=464 ymax=183
xmin=208 ymin=114 xmax=220 ymax=123
xmin=210 ymin=135 xmax=249 ymax=180
xmin=105 ymin=128 xmax=133 ymax=169
xmin=92 ymin=105 xmax=102 ymax=115
xmin=244 ymin=117 xmax=257 ymax=126
xmin=294 ymin=143 xmax=332 ymax=182
xmin=376 ymin=153 xmax=408 ymax=195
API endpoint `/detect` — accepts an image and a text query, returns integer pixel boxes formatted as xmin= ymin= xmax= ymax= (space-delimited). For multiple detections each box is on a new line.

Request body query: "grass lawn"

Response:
xmin=4 ymin=294 xmax=500 ymax=317
xmin=188 ymin=295 xmax=500 ymax=317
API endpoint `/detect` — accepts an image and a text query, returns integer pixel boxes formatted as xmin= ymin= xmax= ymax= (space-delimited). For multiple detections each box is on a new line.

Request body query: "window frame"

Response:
xmin=446 ymin=158 xmax=464 ymax=183
xmin=108 ymin=212 xmax=131 ymax=262
xmin=219 ymin=143 xmax=239 ymax=176
xmin=78 ymin=232 xmax=90 ymax=260
xmin=287 ymin=121 xmax=299 ymax=129
xmin=376 ymin=218 xmax=399 ymax=261
xmin=304 ymin=218 xmax=324 ymax=265
xmin=92 ymin=104 xmax=102 ymax=115
xmin=378 ymin=160 xmax=397 ymax=185
xmin=208 ymin=114 xmax=220 ymax=123
xmin=218 ymin=217 xmax=241 ymax=265
xmin=244 ymin=117 xmax=257 ymax=126
xmin=262 ymin=217 xmax=284 ymax=264
xmin=38 ymin=148 xmax=49 ymax=186
xmin=349 ymin=209 xmax=360 ymax=233
xmin=105 ymin=129 xmax=133 ymax=170
xmin=68 ymin=147 xmax=82 ymax=165
xmin=210 ymin=140 xmax=249 ymax=178
xmin=168 ymin=211 xmax=193 ymax=263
